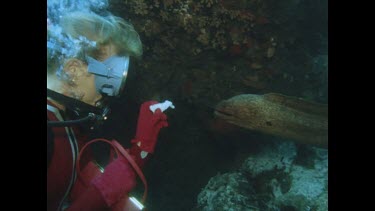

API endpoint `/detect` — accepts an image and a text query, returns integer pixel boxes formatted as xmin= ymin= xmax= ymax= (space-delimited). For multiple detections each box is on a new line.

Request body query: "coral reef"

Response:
xmin=109 ymin=0 xmax=328 ymax=104
xmin=197 ymin=172 xmax=259 ymax=211
xmin=112 ymin=0 xmax=256 ymax=53
xmin=196 ymin=142 xmax=328 ymax=211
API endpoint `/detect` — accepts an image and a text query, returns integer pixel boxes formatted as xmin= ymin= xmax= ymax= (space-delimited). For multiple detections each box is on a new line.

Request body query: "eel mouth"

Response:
xmin=214 ymin=104 xmax=235 ymax=119
xmin=214 ymin=108 xmax=232 ymax=117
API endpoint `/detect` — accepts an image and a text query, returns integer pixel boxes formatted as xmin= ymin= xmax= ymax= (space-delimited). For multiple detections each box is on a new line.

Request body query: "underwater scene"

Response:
xmin=47 ymin=0 xmax=328 ymax=210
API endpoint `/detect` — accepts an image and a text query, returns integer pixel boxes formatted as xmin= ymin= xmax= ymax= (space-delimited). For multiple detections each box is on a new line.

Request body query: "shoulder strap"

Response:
xmin=112 ymin=140 xmax=148 ymax=203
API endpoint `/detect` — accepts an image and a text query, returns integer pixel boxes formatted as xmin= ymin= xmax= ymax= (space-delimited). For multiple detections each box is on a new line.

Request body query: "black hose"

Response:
xmin=47 ymin=113 xmax=96 ymax=127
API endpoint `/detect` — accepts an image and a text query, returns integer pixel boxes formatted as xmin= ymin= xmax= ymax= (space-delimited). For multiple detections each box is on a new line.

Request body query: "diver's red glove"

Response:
xmin=131 ymin=101 xmax=168 ymax=154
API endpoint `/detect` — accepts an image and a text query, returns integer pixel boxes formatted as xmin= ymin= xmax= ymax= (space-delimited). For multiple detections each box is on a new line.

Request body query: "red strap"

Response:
xmin=76 ymin=139 xmax=118 ymax=187
xmin=76 ymin=138 xmax=148 ymax=203
xmin=112 ymin=140 xmax=148 ymax=203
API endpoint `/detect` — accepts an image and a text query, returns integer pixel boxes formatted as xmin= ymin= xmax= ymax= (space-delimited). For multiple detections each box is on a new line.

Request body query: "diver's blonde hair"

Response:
xmin=60 ymin=11 xmax=143 ymax=58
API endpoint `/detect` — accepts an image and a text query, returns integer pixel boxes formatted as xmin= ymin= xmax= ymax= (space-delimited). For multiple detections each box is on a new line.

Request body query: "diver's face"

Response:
xmin=63 ymin=59 xmax=102 ymax=106
xmin=62 ymin=41 xmax=119 ymax=106
xmin=73 ymin=67 xmax=102 ymax=106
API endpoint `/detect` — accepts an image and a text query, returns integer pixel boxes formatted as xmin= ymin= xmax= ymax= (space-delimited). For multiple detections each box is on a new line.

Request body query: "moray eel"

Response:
xmin=214 ymin=93 xmax=328 ymax=148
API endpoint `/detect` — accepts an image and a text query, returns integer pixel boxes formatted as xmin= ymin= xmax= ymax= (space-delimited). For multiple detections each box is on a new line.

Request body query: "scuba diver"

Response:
xmin=47 ymin=11 xmax=173 ymax=211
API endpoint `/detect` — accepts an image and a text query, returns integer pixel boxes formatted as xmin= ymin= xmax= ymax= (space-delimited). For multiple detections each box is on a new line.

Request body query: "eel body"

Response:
xmin=214 ymin=93 xmax=328 ymax=148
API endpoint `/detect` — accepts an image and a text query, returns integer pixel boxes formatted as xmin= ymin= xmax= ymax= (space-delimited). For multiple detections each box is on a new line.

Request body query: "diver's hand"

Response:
xmin=131 ymin=101 xmax=169 ymax=154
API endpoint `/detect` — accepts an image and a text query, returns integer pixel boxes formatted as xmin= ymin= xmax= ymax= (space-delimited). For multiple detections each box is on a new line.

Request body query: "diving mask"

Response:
xmin=86 ymin=55 xmax=129 ymax=97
